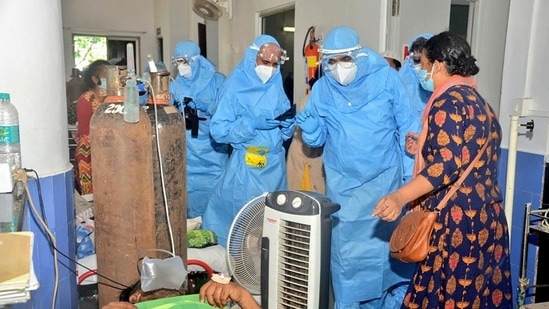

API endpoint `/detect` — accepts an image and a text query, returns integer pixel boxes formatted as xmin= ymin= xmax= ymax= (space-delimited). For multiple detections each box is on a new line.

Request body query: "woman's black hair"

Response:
xmin=423 ymin=31 xmax=479 ymax=77
xmin=82 ymin=59 xmax=110 ymax=91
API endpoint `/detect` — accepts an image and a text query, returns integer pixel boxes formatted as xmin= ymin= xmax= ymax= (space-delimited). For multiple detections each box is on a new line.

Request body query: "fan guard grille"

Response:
xmin=191 ymin=0 xmax=223 ymax=21
xmin=227 ymin=193 xmax=266 ymax=295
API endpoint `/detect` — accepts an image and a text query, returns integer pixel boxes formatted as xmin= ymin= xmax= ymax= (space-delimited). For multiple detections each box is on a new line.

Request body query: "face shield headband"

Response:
xmin=250 ymin=43 xmax=289 ymax=65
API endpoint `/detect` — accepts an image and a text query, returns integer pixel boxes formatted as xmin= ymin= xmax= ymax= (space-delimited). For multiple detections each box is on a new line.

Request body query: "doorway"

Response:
xmin=261 ymin=6 xmax=295 ymax=104
xmin=450 ymin=0 xmax=475 ymax=43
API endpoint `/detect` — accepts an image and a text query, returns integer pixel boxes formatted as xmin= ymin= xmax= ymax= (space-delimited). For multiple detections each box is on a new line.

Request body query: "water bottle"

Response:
xmin=0 ymin=92 xmax=23 ymax=232
xmin=0 ymin=92 xmax=21 ymax=172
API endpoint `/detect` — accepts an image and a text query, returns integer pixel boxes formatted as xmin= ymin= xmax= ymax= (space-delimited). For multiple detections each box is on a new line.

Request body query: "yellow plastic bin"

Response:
xmin=135 ymin=294 xmax=214 ymax=308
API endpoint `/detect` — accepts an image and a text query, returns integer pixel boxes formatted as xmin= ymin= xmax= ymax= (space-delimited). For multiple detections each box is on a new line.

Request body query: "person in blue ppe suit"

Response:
xmin=169 ymin=40 xmax=228 ymax=219
xmin=295 ymin=26 xmax=420 ymax=309
xmin=399 ymin=33 xmax=433 ymax=184
xmin=202 ymin=35 xmax=295 ymax=247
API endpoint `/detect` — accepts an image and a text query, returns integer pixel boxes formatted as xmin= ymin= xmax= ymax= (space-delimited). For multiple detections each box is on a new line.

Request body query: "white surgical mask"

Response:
xmin=98 ymin=78 xmax=107 ymax=89
xmin=255 ymin=65 xmax=275 ymax=84
xmin=177 ymin=63 xmax=192 ymax=78
xmin=330 ymin=62 xmax=357 ymax=86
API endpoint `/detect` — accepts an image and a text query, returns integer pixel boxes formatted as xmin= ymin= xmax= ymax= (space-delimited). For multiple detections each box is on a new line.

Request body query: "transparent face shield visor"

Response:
xmin=251 ymin=43 xmax=289 ymax=66
xmin=320 ymin=48 xmax=365 ymax=72
xmin=408 ymin=51 xmax=423 ymax=72
xmin=172 ymin=55 xmax=199 ymax=66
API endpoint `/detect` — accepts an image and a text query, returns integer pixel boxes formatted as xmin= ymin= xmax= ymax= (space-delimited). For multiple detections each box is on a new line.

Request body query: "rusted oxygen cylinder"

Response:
xmin=90 ymin=99 xmax=187 ymax=306
xmin=144 ymin=101 xmax=187 ymax=262
xmin=90 ymin=101 xmax=154 ymax=305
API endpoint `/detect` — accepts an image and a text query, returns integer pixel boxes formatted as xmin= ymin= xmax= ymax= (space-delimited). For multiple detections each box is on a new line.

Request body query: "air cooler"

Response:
xmin=260 ymin=190 xmax=340 ymax=309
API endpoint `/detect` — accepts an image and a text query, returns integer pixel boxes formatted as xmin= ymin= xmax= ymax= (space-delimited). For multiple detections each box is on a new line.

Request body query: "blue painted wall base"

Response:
xmin=13 ymin=169 xmax=78 ymax=309
xmin=498 ymin=148 xmax=545 ymax=307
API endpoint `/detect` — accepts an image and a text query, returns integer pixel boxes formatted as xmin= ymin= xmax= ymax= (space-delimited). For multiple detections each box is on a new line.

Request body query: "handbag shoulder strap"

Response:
xmin=435 ymin=102 xmax=492 ymax=211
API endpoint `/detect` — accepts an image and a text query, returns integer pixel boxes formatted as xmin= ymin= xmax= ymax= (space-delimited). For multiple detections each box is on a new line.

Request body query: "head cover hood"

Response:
xmin=229 ymin=35 xmax=285 ymax=87
xmin=216 ymin=34 xmax=288 ymax=119
xmin=315 ymin=27 xmax=393 ymax=110
xmin=173 ymin=40 xmax=200 ymax=60
xmin=404 ymin=33 xmax=434 ymax=68
xmin=171 ymin=40 xmax=217 ymax=94
xmin=408 ymin=33 xmax=434 ymax=50
xmin=320 ymin=26 xmax=361 ymax=54
xmin=399 ymin=33 xmax=435 ymax=87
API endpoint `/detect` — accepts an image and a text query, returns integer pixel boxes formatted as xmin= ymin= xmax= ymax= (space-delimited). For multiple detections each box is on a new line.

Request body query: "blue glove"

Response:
xmin=192 ymin=100 xmax=208 ymax=112
xmin=280 ymin=118 xmax=295 ymax=128
xmin=296 ymin=110 xmax=319 ymax=133
xmin=251 ymin=114 xmax=281 ymax=130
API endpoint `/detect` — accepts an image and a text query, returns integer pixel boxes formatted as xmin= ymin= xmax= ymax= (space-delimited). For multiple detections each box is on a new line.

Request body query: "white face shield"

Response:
xmin=320 ymin=46 xmax=366 ymax=72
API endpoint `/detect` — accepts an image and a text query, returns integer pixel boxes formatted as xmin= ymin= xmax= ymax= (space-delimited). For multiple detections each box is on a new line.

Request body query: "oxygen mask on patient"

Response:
xmin=140 ymin=249 xmax=187 ymax=292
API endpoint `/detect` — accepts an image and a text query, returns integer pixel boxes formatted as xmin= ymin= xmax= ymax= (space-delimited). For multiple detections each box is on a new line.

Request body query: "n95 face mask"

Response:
xmin=330 ymin=62 xmax=357 ymax=86
xmin=255 ymin=65 xmax=275 ymax=84
xmin=177 ymin=63 xmax=192 ymax=78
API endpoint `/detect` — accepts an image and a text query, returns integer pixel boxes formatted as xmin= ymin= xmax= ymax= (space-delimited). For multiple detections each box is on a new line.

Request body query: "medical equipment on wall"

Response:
xmin=302 ymin=26 xmax=321 ymax=94
xmin=226 ymin=190 xmax=340 ymax=308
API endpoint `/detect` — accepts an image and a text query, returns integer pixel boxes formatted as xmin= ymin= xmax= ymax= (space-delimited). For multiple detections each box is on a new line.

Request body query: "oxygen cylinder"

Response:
xmin=90 ymin=101 xmax=155 ymax=305
xmin=90 ymin=99 xmax=187 ymax=306
xmin=145 ymin=103 xmax=187 ymax=262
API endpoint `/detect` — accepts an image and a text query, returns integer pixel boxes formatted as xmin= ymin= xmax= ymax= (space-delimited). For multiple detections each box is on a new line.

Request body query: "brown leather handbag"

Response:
xmin=389 ymin=208 xmax=440 ymax=263
xmin=390 ymin=103 xmax=492 ymax=263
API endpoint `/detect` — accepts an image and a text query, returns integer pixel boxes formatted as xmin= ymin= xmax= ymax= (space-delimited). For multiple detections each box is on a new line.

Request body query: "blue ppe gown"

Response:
xmin=201 ymin=35 xmax=294 ymax=247
xmin=301 ymin=46 xmax=420 ymax=308
xmin=169 ymin=52 xmax=228 ymax=219
xmin=398 ymin=33 xmax=433 ymax=183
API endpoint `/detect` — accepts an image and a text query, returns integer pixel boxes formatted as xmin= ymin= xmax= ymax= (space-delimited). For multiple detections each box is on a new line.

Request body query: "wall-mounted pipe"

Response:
xmin=505 ymin=115 xmax=519 ymax=246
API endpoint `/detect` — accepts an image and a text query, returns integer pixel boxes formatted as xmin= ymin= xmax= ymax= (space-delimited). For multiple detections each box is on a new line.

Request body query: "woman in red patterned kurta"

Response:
xmin=373 ymin=31 xmax=512 ymax=308
xmin=75 ymin=60 xmax=109 ymax=195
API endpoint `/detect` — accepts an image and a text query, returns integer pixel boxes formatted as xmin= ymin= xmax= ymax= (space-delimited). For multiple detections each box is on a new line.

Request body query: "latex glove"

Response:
xmin=279 ymin=118 xmax=295 ymax=128
xmin=192 ymin=100 xmax=208 ymax=112
xmin=251 ymin=114 xmax=281 ymax=130
xmin=296 ymin=110 xmax=319 ymax=134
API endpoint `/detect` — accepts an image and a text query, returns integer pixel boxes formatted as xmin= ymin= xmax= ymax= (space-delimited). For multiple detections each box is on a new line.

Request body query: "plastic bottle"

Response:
xmin=124 ymin=43 xmax=140 ymax=123
xmin=0 ymin=92 xmax=21 ymax=172
xmin=0 ymin=92 xmax=23 ymax=232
